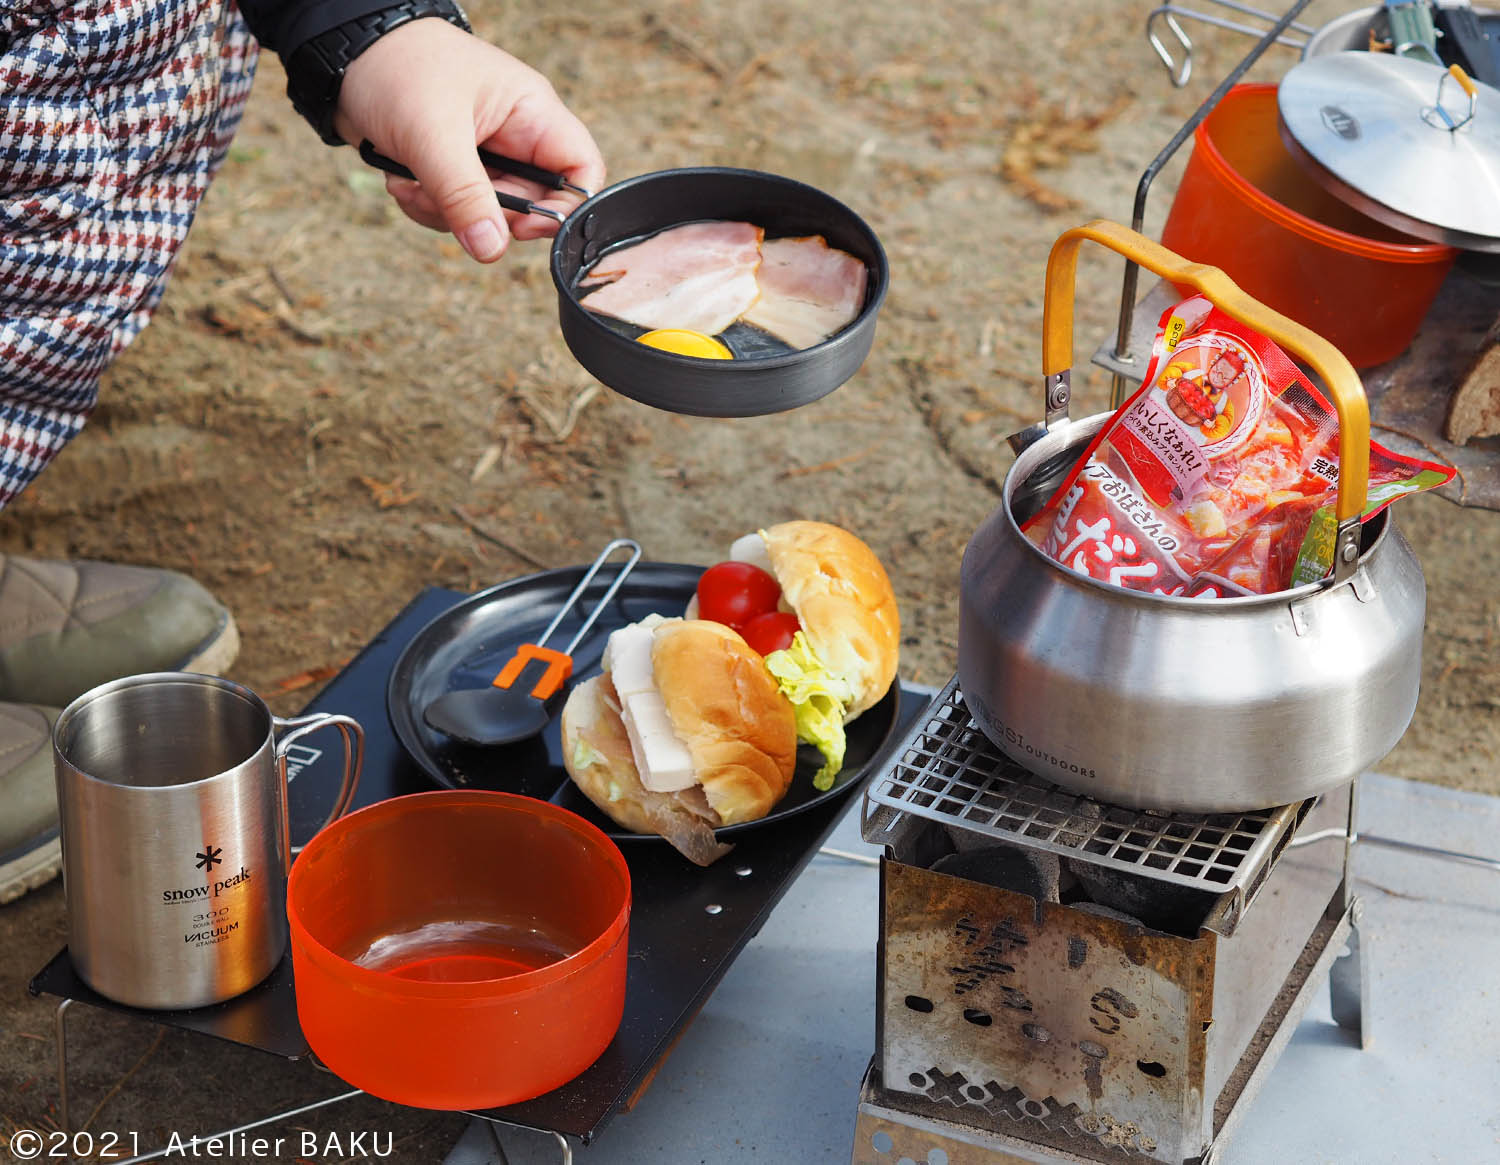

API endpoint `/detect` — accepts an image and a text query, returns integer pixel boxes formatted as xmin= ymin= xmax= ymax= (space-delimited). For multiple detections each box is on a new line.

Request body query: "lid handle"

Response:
xmin=1423 ymin=63 xmax=1478 ymax=131
xmin=1449 ymin=63 xmax=1478 ymax=99
xmin=1042 ymin=220 xmax=1369 ymax=524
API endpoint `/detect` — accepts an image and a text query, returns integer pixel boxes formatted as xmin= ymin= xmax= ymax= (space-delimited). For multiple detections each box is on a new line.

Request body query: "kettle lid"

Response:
xmin=1277 ymin=52 xmax=1500 ymax=251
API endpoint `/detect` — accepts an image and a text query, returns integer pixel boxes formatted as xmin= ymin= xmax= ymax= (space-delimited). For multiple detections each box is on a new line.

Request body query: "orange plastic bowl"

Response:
xmin=1161 ymin=84 xmax=1456 ymax=368
xmin=287 ymin=790 xmax=630 ymax=1110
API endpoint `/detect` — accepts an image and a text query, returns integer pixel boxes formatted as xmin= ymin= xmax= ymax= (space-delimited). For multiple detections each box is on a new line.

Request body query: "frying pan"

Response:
xmin=549 ymin=167 xmax=889 ymax=417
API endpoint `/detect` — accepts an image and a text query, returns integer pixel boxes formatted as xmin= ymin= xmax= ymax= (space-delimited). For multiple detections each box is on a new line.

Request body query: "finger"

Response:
xmin=489 ymin=176 xmax=559 ymax=237
xmin=391 ymin=197 xmax=537 ymax=242
xmin=484 ymin=173 xmax=551 ymax=206
xmin=479 ymin=91 xmax=606 ymax=199
xmin=398 ymin=124 xmax=514 ymax=263
xmin=384 ymin=175 xmax=448 ymax=232
xmin=508 ymin=216 xmax=558 ymax=242
xmin=508 ymin=196 xmax=578 ymax=241
xmin=387 ymin=173 xmax=563 ymax=240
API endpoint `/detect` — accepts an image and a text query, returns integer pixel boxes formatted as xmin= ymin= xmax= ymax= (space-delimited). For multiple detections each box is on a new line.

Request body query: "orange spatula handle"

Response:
xmin=493 ymin=644 xmax=574 ymax=700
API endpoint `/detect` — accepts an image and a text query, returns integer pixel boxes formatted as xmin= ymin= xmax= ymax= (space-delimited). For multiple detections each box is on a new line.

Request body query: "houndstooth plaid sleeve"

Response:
xmin=0 ymin=0 xmax=260 ymax=508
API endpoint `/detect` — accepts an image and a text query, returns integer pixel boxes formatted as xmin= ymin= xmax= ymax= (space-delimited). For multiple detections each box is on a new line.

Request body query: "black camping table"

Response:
xmin=30 ymin=586 xmax=929 ymax=1153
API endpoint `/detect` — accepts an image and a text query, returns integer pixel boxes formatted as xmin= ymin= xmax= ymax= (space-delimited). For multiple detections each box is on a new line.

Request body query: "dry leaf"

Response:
xmin=359 ymin=475 xmax=420 ymax=508
xmin=275 ymin=664 xmax=342 ymax=692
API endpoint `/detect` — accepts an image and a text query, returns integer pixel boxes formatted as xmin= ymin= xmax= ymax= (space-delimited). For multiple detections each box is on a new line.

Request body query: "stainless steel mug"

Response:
xmin=53 ymin=672 xmax=362 ymax=1010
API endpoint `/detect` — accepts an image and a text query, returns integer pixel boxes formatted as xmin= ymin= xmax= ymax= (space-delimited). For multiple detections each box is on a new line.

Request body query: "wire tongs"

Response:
xmin=358 ymin=140 xmax=590 ymax=223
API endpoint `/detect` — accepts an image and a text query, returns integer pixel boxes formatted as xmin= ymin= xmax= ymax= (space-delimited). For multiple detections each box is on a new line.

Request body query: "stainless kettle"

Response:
xmin=957 ymin=222 xmax=1426 ymax=813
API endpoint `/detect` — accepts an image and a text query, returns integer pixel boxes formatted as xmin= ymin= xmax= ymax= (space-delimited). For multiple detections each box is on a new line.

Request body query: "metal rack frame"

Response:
xmin=1107 ymin=0 xmax=1316 ymax=408
xmin=862 ymin=678 xmax=1306 ymax=928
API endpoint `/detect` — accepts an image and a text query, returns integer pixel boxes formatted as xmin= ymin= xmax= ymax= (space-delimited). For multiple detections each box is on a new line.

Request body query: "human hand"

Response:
xmin=332 ymin=19 xmax=604 ymax=262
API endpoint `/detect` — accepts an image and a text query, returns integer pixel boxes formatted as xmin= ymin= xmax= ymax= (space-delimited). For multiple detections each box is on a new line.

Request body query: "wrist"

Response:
xmin=284 ymin=0 xmax=472 ymax=146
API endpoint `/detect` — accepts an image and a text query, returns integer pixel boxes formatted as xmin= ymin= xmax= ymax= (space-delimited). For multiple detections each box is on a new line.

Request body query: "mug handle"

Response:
xmin=273 ymin=713 xmax=364 ymax=859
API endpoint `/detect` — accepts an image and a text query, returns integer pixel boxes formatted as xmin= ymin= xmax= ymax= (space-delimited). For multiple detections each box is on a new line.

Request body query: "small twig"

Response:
xmin=272 ymin=299 xmax=330 ymax=345
xmin=978 ymin=318 xmax=1001 ymax=358
xmin=469 ymin=443 xmax=503 ymax=483
xmin=81 ymin=1029 xmax=164 ymax=1135
xmin=644 ymin=12 xmax=731 ymax=78
xmin=209 ymin=268 xmax=272 ymax=299
xmin=552 ymin=384 xmax=600 ymax=443
xmin=518 ymin=383 xmax=600 ymax=443
xmin=1357 ymin=877 xmax=1427 ymax=901
xmin=730 ymin=51 xmax=773 ymax=88
xmin=778 ymin=444 xmax=876 ymax=479
xmin=210 ymin=251 xmax=311 ymax=300
xmin=817 ymin=846 xmax=880 ymax=867
xmin=450 ymin=506 xmax=549 ymax=568
xmin=268 ymin=264 xmax=298 ymax=307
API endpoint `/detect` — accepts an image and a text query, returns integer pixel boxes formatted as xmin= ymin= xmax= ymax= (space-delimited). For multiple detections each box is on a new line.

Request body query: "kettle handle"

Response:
xmin=1041 ymin=220 xmax=1369 ymax=531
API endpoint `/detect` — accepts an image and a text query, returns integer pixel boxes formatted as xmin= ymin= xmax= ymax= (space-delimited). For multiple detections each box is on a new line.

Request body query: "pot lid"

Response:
xmin=1277 ymin=52 xmax=1500 ymax=252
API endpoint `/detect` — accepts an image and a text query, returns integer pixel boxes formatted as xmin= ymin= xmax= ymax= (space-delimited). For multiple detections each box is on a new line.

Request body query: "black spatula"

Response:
xmin=423 ymin=539 xmax=641 ymax=746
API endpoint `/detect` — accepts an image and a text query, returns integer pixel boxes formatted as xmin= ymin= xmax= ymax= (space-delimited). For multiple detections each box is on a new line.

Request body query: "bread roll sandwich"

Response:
xmin=561 ymin=615 xmax=797 ymax=866
xmin=688 ymin=520 xmax=900 ymax=790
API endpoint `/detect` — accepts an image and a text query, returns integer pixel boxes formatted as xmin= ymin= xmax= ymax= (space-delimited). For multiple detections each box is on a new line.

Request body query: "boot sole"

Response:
xmin=176 ymin=611 xmax=241 ymax=678
xmin=0 ymin=832 xmax=61 ymax=905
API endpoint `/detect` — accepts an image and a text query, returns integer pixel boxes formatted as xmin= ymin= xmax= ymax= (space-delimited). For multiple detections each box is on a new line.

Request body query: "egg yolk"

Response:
xmin=637 ymin=329 xmax=733 ymax=359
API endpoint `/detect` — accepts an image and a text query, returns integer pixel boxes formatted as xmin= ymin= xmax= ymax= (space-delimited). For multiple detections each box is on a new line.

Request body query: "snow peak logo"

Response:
xmin=161 ymin=862 xmax=252 ymax=904
xmin=1320 ymin=105 xmax=1359 ymax=140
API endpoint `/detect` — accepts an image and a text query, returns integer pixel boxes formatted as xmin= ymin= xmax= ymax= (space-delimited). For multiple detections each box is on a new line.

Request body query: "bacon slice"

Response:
xmin=742 ymin=235 xmax=867 ymax=349
xmin=580 ymin=221 xmax=764 ymax=337
xmin=577 ymin=677 xmax=734 ymax=867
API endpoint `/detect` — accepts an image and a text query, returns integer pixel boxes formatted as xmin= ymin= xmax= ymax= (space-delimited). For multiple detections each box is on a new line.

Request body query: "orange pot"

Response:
xmin=288 ymin=790 xmax=630 ymax=1110
xmin=1161 ymin=84 xmax=1456 ymax=368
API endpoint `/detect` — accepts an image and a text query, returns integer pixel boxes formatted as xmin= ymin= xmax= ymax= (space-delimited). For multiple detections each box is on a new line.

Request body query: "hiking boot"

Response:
xmin=0 ymin=702 xmax=62 ymax=904
xmin=0 ymin=554 xmax=239 ymax=709
xmin=0 ymin=556 xmax=239 ymax=903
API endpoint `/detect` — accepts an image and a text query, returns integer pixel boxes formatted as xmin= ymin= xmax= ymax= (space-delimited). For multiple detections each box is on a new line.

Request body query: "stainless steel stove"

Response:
xmin=853 ymin=677 xmax=1365 ymax=1165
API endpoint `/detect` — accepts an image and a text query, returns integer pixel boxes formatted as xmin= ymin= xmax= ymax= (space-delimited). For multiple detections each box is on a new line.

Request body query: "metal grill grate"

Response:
xmin=864 ymin=677 xmax=1305 ymax=898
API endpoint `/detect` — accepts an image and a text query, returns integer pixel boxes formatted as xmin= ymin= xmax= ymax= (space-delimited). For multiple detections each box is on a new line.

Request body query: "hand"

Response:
xmin=332 ymin=19 xmax=605 ymax=262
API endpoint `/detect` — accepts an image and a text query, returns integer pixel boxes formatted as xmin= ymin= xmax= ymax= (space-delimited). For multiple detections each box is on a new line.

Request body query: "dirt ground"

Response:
xmin=3 ymin=0 xmax=1497 ymax=1159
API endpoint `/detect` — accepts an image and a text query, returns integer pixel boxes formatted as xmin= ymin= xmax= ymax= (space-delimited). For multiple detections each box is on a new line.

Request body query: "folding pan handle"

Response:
xmin=1042 ymin=219 xmax=1370 ymax=529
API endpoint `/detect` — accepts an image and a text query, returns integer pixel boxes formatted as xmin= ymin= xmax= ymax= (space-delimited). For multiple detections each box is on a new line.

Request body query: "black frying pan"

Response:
xmin=549 ymin=167 xmax=889 ymax=417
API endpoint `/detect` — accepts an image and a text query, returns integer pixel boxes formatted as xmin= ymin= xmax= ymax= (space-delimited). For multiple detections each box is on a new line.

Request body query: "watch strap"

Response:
xmin=285 ymin=0 xmax=472 ymax=146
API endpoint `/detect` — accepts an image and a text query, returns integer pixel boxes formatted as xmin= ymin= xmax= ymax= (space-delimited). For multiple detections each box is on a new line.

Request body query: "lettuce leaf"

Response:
xmin=764 ymin=631 xmax=854 ymax=791
xmin=571 ymin=740 xmax=607 ymax=770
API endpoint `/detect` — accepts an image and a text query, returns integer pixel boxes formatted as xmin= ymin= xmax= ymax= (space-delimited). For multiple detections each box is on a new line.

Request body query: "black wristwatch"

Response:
xmin=284 ymin=0 xmax=472 ymax=146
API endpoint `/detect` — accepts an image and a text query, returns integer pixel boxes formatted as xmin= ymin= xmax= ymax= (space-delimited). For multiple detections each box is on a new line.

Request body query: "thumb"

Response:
xmin=403 ymin=131 xmax=510 ymax=262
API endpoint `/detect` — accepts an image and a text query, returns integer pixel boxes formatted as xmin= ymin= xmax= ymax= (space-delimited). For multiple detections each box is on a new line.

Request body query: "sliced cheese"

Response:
xmin=605 ymin=621 xmax=657 ymax=698
xmin=622 ymin=690 xmax=697 ymax=792
xmin=602 ymin=616 xmax=696 ymax=793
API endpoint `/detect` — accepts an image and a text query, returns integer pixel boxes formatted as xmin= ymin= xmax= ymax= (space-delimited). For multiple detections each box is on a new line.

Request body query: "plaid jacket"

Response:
xmin=0 ymin=0 xmax=259 ymax=507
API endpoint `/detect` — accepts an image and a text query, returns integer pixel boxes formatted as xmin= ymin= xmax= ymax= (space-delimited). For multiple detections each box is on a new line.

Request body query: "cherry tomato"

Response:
xmin=695 ymin=561 xmax=782 ymax=630
xmin=740 ymin=611 xmax=801 ymax=656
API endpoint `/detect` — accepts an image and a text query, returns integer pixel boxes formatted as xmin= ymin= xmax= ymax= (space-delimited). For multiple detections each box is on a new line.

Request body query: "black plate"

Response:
xmin=386 ymin=563 xmax=900 ymax=840
xmin=549 ymin=167 xmax=889 ymax=418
